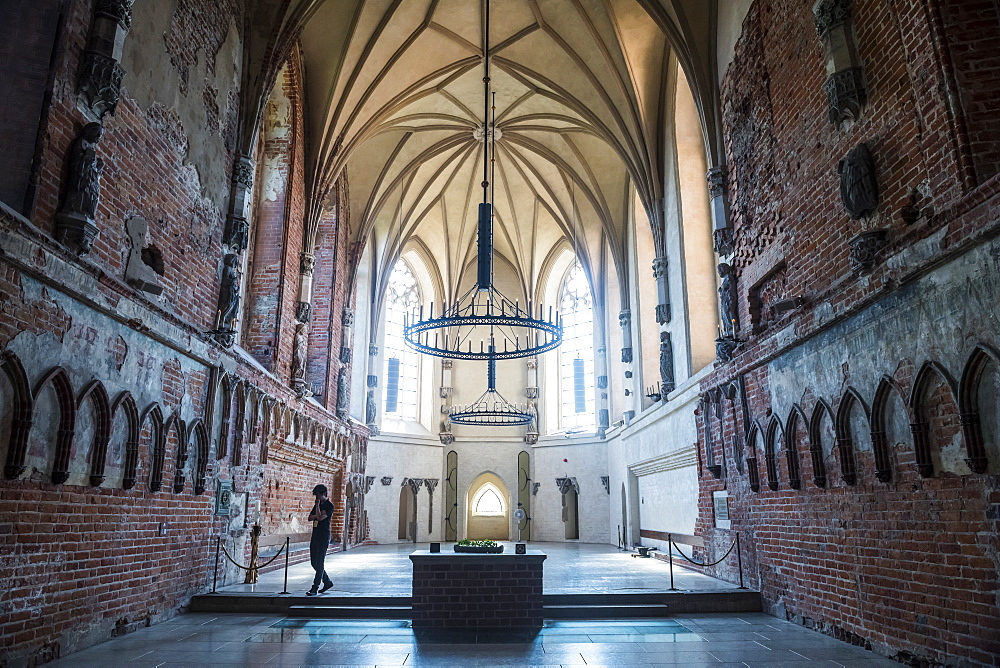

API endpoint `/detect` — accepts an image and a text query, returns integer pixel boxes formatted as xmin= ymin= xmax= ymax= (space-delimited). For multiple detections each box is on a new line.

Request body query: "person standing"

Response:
xmin=306 ymin=484 xmax=335 ymax=596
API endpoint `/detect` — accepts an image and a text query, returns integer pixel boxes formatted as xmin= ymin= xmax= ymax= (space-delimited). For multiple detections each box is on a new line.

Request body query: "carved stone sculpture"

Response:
xmin=295 ymin=301 xmax=312 ymax=323
xmin=839 ymin=143 xmax=878 ymax=219
xmin=365 ymin=389 xmax=377 ymax=425
xmin=659 ymin=331 xmax=675 ymax=395
xmin=718 ymin=263 xmax=739 ymax=336
xmin=124 ymin=216 xmax=163 ymax=295
xmin=78 ymin=0 xmax=133 ymax=118
xmin=336 ymin=366 xmax=349 ymax=418
xmin=381 ymin=476 xmax=393 ymax=486
xmin=57 ymin=123 xmax=104 ymax=254
xmin=214 ymin=254 xmax=241 ymax=346
xmin=848 ymin=229 xmax=889 ymax=275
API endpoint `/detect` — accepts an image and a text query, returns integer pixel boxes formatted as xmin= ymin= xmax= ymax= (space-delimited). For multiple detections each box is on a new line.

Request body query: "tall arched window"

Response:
xmin=383 ymin=261 xmax=420 ymax=420
xmin=559 ymin=263 xmax=596 ymax=430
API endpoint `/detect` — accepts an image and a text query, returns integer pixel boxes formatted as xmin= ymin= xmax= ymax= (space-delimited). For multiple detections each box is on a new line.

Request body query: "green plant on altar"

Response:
xmin=456 ymin=539 xmax=499 ymax=548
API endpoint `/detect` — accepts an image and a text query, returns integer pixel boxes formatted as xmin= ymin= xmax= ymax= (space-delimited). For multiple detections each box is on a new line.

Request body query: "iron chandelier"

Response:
xmin=402 ymin=0 xmax=562 ymax=361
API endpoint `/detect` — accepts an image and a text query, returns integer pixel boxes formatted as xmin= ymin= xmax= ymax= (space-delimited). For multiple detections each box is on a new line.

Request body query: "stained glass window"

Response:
xmin=559 ymin=263 xmax=595 ymax=430
xmin=383 ymin=261 xmax=420 ymax=420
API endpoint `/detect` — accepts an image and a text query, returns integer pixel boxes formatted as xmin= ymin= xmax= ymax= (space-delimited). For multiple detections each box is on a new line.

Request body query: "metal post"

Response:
xmin=281 ymin=537 xmax=290 ymax=595
xmin=668 ymin=534 xmax=677 ymax=590
xmin=213 ymin=536 xmax=220 ymax=593
xmin=736 ymin=534 xmax=746 ymax=589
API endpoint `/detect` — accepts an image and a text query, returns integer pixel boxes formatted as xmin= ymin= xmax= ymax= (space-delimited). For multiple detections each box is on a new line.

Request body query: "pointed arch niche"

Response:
xmin=466 ymin=472 xmax=510 ymax=541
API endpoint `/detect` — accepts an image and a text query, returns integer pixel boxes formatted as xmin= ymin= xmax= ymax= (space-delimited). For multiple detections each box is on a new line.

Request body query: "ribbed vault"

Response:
xmin=242 ymin=0 xmax=719 ymax=306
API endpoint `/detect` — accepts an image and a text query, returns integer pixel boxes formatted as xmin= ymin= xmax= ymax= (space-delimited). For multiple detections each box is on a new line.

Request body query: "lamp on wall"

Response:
xmin=403 ymin=0 xmax=562 ymax=362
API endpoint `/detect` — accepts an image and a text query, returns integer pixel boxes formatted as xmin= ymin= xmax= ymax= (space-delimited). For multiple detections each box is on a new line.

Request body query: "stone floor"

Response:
xmin=220 ymin=542 xmax=740 ymax=596
xmin=50 ymin=613 xmax=897 ymax=666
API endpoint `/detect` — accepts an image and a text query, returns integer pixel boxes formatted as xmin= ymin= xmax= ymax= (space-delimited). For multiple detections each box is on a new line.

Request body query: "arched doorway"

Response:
xmin=466 ymin=472 xmax=510 ymax=540
xmin=620 ymin=483 xmax=628 ymax=547
xmin=563 ymin=486 xmax=579 ymax=540
xmin=397 ymin=485 xmax=415 ymax=540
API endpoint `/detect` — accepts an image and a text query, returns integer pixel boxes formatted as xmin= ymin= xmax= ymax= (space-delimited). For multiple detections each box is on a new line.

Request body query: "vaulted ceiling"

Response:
xmin=244 ymin=0 xmax=721 ymax=302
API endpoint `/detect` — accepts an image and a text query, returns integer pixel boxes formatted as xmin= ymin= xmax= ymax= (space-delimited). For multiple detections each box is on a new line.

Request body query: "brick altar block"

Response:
xmin=409 ymin=550 xmax=546 ymax=629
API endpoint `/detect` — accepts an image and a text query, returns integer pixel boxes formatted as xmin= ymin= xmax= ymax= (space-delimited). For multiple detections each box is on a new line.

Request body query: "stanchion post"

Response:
xmin=736 ymin=533 xmax=746 ymax=589
xmin=281 ymin=537 xmax=290 ymax=595
xmin=213 ymin=536 xmax=220 ymax=593
xmin=668 ymin=533 xmax=677 ymax=591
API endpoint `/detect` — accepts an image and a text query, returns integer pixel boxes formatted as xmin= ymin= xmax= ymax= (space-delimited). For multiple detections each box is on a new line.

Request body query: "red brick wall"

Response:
xmin=0 ymin=1 xmax=364 ymax=664
xmin=697 ymin=0 xmax=1000 ymax=665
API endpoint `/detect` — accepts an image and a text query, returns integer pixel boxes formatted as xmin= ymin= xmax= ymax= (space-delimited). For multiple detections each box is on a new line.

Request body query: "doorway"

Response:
xmin=466 ymin=472 xmax=510 ymax=540
xmin=397 ymin=485 xmax=414 ymax=540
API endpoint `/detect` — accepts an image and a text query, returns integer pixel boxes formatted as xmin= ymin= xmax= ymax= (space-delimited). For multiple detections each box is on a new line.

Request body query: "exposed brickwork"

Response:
xmin=410 ymin=554 xmax=545 ymax=628
xmin=0 ymin=0 xmax=364 ymax=664
xmin=699 ymin=1 xmax=1000 ymax=665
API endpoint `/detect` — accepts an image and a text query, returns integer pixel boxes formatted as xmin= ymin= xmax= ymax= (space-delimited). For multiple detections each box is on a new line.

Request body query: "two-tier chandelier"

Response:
xmin=448 ymin=351 xmax=534 ymax=426
xmin=402 ymin=0 xmax=562 ymax=363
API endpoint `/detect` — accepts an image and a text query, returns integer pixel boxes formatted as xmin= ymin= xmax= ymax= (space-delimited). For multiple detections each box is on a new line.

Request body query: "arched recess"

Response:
xmin=77 ymin=380 xmax=112 ymax=487
xmin=620 ymin=483 xmax=628 ymax=546
xmin=188 ymin=419 xmax=210 ymax=495
xmin=909 ymin=362 xmax=964 ymax=477
xmin=466 ymin=472 xmax=510 ymax=541
xmin=32 ymin=367 xmax=75 ymax=485
xmin=516 ymin=450 xmax=531 ymax=541
xmin=111 ymin=392 xmax=140 ymax=489
xmin=167 ymin=414 xmax=187 ymax=494
xmin=745 ymin=421 xmax=762 ymax=492
xmin=259 ymin=396 xmax=275 ymax=464
xmin=242 ymin=58 xmax=302 ymax=365
xmin=1 ymin=352 xmax=33 ymax=480
xmin=673 ymin=63 xmax=718 ymax=374
xmin=396 ymin=485 xmax=412 ymax=540
xmin=783 ymin=405 xmax=807 ymax=490
xmin=141 ymin=403 xmax=165 ymax=492
xmin=232 ymin=382 xmax=247 ymax=466
xmin=217 ymin=374 xmax=234 ymax=460
xmin=764 ymin=415 xmax=782 ymax=490
xmin=835 ymin=389 xmax=869 ymax=485
xmin=958 ymin=344 xmax=1000 ymax=474
xmin=723 ymin=382 xmax=745 ymax=474
xmin=444 ymin=450 xmax=458 ymax=541
xmin=871 ymin=376 xmax=912 ymax=482
xmin=808 ymin=400 xmax=835 ymax=487
xmin=560 ymin=480 xmax=580 ymax=540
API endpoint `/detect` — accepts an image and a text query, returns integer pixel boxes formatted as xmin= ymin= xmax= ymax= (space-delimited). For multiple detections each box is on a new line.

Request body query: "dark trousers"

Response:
xmin=310 ymin=535 xmax=332 ymax=590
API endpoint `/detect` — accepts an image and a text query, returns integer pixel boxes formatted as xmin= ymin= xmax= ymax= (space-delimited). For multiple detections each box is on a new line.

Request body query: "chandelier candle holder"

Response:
xmin=402 ymin=0 xmax=562 ymax=362
xmin=448 ymin=350 xmax=535 ymax=426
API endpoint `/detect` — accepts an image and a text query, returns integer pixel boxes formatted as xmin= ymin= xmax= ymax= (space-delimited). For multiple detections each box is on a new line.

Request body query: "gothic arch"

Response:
xmin=111 ymin=391 xmax=140 ymax=490
xmin=232 ymin=382 xmax=247 ymax=465
xmin=835 ymin=388 xmax=869 ymax=485
xmin=188 ymin=418 xmax=210 ymax=495
xmin=808 ymin=399 xmax=834 ymax=487
xmin=745 ymin=420 xmax=763 ymax=493
xmin=166 ymin=413 xmax=187 ymax=493
xmin=141 ymin=403 xmax=166 ymax=492
xmin=871 ymin=375 xmax=911 ymax=482
xmin=783 ymin=404 xmax=807 ymax=489
xmin=1 ymin=352 xmax=33 ymax=480
xmin=77 ymin=380 xmax=112 ymax=487
xmin=909 ymin=361 xmax=961 ymax=477
xmin=33 ymin=367 xmax=75 ymax=485
xmin=958 ymin=343 xmax=1000 ymax=474
xmin=764 ymin=415 xmax=783 ymax=490
xmin=218 ymin=374 xmax=234 ymax=460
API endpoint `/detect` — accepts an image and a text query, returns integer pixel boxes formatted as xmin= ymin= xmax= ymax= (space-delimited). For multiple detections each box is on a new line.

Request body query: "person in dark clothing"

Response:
xmin=306 ymin=484 xmax=335 ymax=596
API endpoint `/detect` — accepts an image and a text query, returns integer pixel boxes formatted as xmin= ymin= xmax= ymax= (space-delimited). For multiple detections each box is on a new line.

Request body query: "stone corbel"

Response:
xmin=601 ymin=476 xmax=610 ymax=494
xmin=381 ymin=476 xmax=393 ymax=486
xmin=78 ymin=0 xmax=133 ymax=118
xmin=555 ymin=477 xmax=579 ymax=495
xmin=814 ymin=0 xmax=866 ymax=127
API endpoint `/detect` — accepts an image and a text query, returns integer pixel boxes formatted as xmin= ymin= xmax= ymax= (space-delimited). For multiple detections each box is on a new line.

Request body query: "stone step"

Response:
xmin=287 ymin=605 xmax=411 ymax=619
xmin=544 ymin=603 xmax=672 ymax=618
xmin=544 ymin=591 xmax=761 ymax=615
xmin=190 ymin=593 xmax=411 ymax=614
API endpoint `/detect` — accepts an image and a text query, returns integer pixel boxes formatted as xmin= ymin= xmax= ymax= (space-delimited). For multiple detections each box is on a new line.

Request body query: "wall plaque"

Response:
xmin=712 ymin=490 xmax=730 ymax=529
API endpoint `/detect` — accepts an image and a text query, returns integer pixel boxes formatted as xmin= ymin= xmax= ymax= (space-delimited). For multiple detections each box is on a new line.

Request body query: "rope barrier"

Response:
xmin=669 ymin=536 xmax=738 ymax=568
xmin=219 ymin=541 xmax=287 ymax=571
